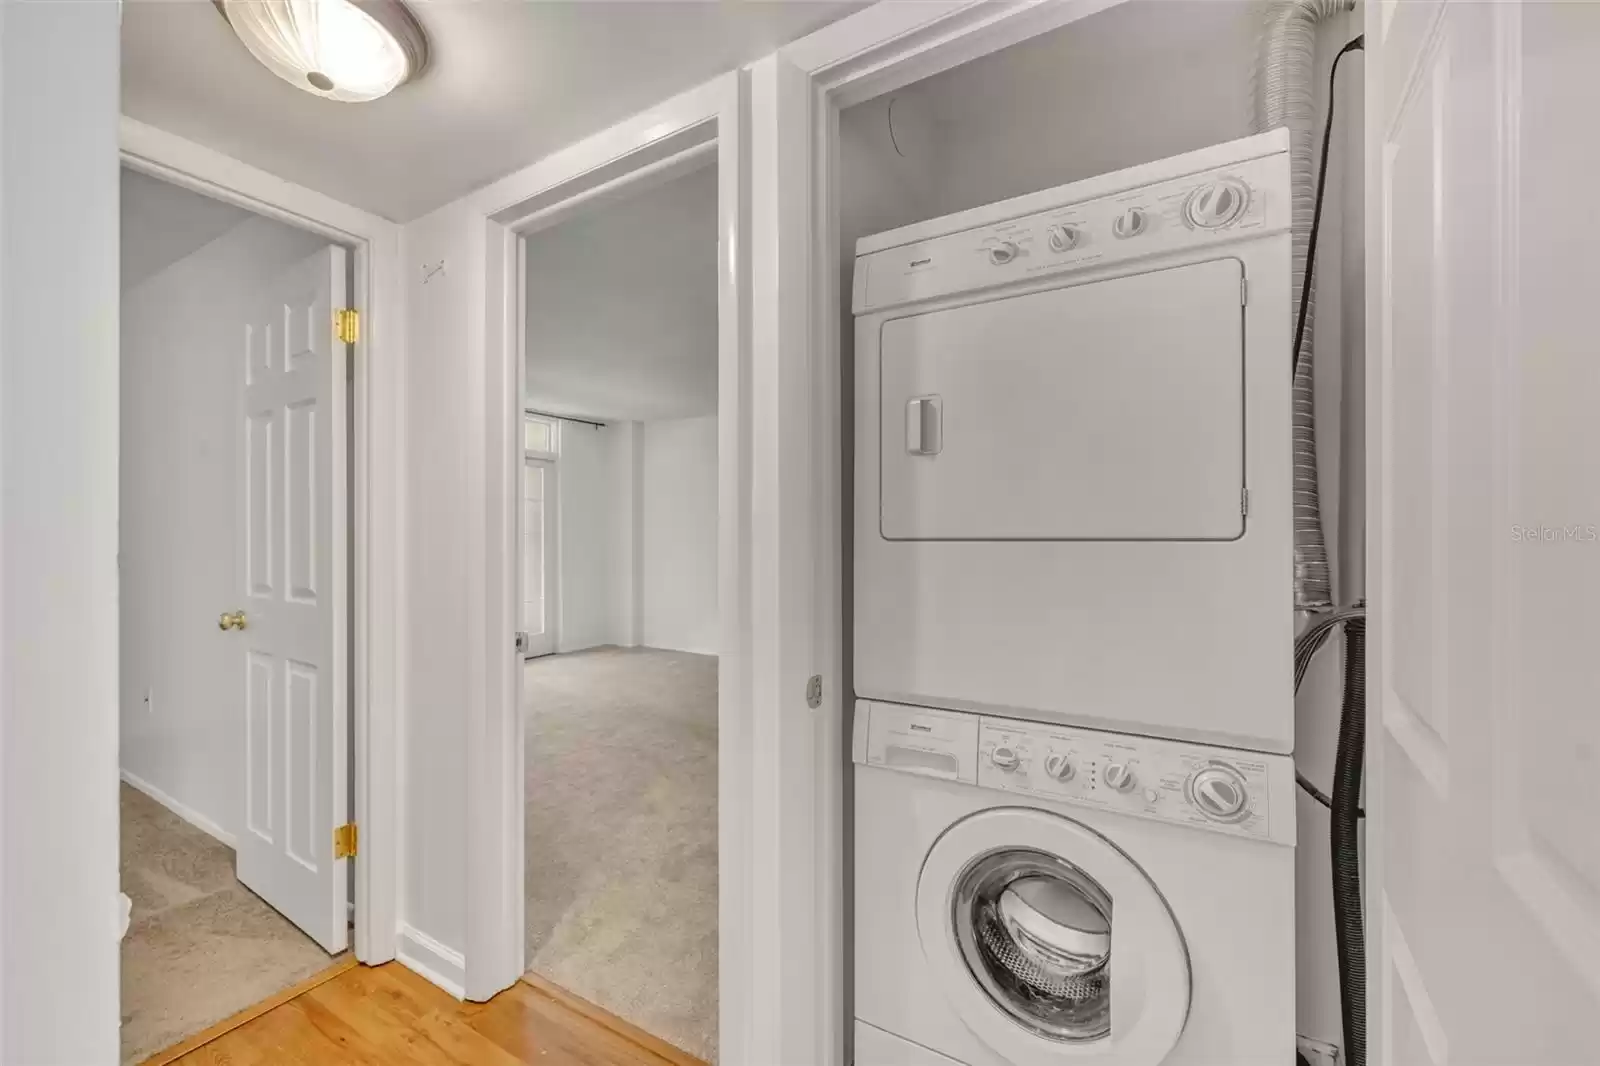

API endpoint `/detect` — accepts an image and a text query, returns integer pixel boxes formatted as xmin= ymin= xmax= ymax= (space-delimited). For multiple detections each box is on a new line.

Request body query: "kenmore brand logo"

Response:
xmin=909 ymin=723 xmax=933 ymax=733
xmin=909 ymin=257 xmax=932 ymax=268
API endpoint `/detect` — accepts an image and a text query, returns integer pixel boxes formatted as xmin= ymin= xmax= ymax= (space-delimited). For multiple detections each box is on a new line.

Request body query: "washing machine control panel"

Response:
xmin=852 ymin=700 xmax=1293 ymax=845
xmin=853 ymin=149 xmax=1288 ymax=314
xmin=976 ymin=719 xmax=1286 ymax=842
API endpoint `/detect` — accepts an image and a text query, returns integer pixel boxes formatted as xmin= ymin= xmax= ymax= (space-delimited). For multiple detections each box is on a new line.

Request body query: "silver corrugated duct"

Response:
xmin=1255 ymin=0 xmax=1351 ymax=612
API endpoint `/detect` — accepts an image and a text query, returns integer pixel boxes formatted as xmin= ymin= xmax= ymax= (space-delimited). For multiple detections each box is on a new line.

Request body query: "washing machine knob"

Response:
xmin=1112 ymin=207 xmax=1148 ymax=239
xmin=1104 ymin=762 xmax=1136 ymax=792
xmin=1189 ymin=765 xmax=1249 ymax=820
xmin=1043 ymin=752 xmax=1074 ymax=781
xmin=991 ymin=746 xmax=1021 ymax=772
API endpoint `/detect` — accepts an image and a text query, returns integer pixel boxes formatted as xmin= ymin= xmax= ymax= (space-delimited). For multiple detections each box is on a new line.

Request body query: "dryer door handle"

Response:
xmin=906 ymin=395 xmax=943 ymax=456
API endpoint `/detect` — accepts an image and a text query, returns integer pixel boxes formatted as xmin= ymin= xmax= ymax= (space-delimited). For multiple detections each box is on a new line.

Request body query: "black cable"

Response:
xmin=1292 ymin=34 xmax=1366 ymax=377
xmin=1332 ymin=618 xmax=1368 ymax=1066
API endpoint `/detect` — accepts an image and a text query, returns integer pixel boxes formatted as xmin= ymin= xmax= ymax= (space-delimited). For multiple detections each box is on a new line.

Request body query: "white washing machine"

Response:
xmin=853 ymin=130 xmax=1295 ymax=753
xmin=852 ymin=700 xmax=1295 ymax=1066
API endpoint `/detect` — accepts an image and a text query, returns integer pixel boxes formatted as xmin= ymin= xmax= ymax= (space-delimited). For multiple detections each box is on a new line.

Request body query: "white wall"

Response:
xmin=840 ymin=0 xmax=1261 ymax=228
xmin=524 ymin=165 xmax=719 ymax=424
xmin=119 ymin=212 xmax=326 ymax=843
xmin=553 ymin=420 xmax=638 ymax=652
xmin=0 ymin=2 xmax=122 ymax=1061
xmin=640 ymin=416 xmax=719 ymax=656
xmin=397 ymin=201 xmax=474 ymax=980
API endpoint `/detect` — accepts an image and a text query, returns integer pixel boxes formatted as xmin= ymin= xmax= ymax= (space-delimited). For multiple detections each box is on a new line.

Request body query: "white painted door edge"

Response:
xmin=119 ymin=116 xmax=404 ymax=967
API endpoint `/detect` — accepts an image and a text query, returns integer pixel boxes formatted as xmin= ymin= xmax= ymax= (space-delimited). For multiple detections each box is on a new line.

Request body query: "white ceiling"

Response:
xmin=122 ymin=0 xmax=857 ymax=222
xmin=121 ymin=168 xmax=254 ymax=290
xmin=524 ymin=163 xmax=717 ymax=424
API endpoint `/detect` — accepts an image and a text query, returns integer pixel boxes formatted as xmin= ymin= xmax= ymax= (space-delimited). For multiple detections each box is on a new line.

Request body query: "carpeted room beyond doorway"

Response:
xmin=523 ymin=646 xmax=719 ymax=1063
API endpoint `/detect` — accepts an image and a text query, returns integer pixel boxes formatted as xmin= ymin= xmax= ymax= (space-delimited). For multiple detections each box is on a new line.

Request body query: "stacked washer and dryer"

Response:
xmin=851 ymin=129 xmax=1296 ymax=1066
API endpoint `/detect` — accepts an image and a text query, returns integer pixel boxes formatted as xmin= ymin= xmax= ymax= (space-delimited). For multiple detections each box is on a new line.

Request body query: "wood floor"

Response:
xmin=156 ymin=961 xmax=705 ymax=1066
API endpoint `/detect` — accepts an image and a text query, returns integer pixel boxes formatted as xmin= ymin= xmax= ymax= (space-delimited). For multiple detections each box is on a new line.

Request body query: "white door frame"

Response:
xmin=119 ymin=117 xmax=403 ymax=965
xmin=463 ymin=73 xmax=750 ymax=1019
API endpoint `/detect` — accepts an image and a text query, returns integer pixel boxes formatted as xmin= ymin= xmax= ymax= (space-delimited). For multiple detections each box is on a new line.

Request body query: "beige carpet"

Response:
xmin=524 ymin=646 xmax=718 ymax=1062
xmin=120 ymin=783 xmax=334 ymax=1064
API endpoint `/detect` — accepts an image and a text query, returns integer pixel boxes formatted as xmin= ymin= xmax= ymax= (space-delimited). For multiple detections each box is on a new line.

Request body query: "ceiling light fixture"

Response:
xmin=214 ymin=0 xmax=429 ymax=103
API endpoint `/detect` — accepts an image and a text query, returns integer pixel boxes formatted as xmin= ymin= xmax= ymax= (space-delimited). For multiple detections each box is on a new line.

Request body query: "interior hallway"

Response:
xmin=119 ymin=784 xmax=335 ymax=1064
xmin=523 ymin=646 xmax=718 ymax=1063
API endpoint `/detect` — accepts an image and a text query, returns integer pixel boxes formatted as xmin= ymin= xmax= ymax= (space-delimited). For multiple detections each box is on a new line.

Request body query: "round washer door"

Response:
xmin=916 ymin=807 xmax=1191 ymax=1065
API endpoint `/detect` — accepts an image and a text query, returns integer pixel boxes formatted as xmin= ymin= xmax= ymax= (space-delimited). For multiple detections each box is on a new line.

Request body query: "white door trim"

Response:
xmin=119 ymin=117 xmax=403 ymax=965
xmin=462 ymin=74 xmax=749 ymax=1020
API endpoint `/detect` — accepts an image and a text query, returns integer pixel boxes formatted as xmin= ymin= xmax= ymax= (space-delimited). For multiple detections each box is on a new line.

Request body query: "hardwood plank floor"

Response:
xmin=160 ymin=962 xmax=706 ymax=1066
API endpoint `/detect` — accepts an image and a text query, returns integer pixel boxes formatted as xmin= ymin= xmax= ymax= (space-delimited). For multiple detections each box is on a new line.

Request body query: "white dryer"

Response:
xmin=852 ymin=700 xmax=1295 ymax=1066
xmin=853 ymin=131 xmax=1295 ymax=753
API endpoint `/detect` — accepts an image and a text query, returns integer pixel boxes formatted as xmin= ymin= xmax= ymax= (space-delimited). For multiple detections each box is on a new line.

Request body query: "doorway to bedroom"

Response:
xmin=518 ymin=160 xmax=720 ymax=1064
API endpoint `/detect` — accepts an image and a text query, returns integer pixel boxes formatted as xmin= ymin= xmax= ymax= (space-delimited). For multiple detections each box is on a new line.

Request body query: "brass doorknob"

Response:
xmin=218 ymin=610 xmax=248 ymax=631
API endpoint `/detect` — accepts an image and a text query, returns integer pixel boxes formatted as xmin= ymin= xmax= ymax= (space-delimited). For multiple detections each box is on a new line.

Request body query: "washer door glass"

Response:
xmin=956 ymin=849 xmax=1113 ymax=1041
xmin=916 ymin=808 xmax=1191 ymax=1066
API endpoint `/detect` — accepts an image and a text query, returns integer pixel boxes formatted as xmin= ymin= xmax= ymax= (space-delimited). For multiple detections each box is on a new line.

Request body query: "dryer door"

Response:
xmin=878 ymin=258 xmax=1245 ymax=541
xmin=916 ymin=808 xmax=1190 ymax=1065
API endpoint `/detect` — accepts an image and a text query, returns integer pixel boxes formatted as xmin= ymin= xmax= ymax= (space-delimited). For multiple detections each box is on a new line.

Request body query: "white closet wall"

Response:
xmin=839 ymin=1 xmax=1260 ymax=241
xmin=120 ymin=212 xmax=326 ymax=843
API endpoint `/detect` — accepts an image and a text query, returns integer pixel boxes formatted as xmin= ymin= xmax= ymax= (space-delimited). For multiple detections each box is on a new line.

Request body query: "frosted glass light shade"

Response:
xmin=216 ymin=0 xmax=429 ymax=103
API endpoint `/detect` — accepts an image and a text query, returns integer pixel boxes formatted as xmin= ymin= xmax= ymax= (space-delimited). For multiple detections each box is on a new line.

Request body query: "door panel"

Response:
xmin=1371 ymin=1 xmax=1600 ymax=1060
xmin=235 ymin=244 xmax=348 ymax=954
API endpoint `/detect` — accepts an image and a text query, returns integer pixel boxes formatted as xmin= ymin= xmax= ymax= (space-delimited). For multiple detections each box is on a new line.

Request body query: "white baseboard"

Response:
xmin=397 ymin=924 xmax=465 ymax=1000
xmin=642 ymin=641 xmax=718 ymax=658
xmin=120 ymin=769 xmax=236 ymax=848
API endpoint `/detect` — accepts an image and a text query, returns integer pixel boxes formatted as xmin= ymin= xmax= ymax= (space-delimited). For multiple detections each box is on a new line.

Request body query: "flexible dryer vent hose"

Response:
xmin=1255 ymin=0 xmax=1353 ymax=610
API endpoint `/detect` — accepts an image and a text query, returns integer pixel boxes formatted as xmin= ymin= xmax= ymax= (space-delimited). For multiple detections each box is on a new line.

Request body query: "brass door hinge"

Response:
xmin=335 ymin=308 xmax=359 ymax=345
xmin=334 ymin=823 xmax=358 ymax=859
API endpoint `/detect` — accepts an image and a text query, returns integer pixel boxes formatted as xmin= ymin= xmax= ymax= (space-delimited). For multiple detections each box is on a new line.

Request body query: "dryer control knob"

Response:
xmin=1046 ymin=224 xmax=1082 ymax=253
xmin=1112 ymin=207 xmax=1148 ymax=239
xmin=991 ymin=746 xmax=1021 ymax=772
xmin=1043 ymin=752 xmax=1074 ymax=781
xmin=1189 ymin=765 xmax=1250 ymax=821
xmin=1184 ymin=178 xmax=1250 ymax=229
xmin=1104 ymin=763 xmax=1136 ymax=792
xmin=987 ymin=240 xmax=1020 ymax=265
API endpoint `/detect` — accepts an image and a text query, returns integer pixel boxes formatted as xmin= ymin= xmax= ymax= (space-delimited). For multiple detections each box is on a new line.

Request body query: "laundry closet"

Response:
xmin=834 ymin=3 xmax=1365 ymax=1064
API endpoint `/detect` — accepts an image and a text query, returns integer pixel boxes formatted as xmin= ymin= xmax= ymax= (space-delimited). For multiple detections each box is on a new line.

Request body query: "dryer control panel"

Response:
xmin=853 ymin=149 xmax=1288 ymax=314
xmin=854 ymin=700 xmax=1294 ymax=846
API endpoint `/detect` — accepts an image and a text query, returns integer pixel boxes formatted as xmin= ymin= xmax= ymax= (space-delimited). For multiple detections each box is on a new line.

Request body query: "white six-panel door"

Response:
xmin=235 ymin=245 xmax=349 ymax=954
xmin=1370 ymin=1 xmax=1600 ymax=1060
